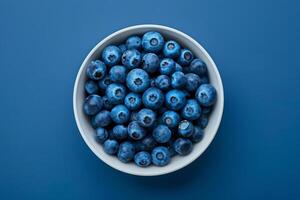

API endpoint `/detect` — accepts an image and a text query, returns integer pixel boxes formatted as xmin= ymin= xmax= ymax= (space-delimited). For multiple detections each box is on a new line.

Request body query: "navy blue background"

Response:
xmin=0 ymin=0 xmax=299 ymax=199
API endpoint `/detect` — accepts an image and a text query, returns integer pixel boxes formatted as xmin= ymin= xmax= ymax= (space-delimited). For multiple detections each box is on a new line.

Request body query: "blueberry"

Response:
xmin=112 ymin=125 xmax=128 ymax=141
xmin=159 ymin=58 xmax=175 ymax=75
xmin=155 ymin=75 xmax=171 ymax=91
xmin=84 ymin=80 xmax=99 ymax=95
xmin=163 ymin=40 xmax=181 ymax=58
xmin=185 ymin=73 xmax=201 ymax=92
xmin=134 ymin=151 xmax=151 ymax=167
xmin=109 ymin=65 xmax=127 ymax=83
xmin=103 ymin=139 xmax=119 ymax=155
xmin=124 ymin=92 xmax=142 ymax=110
xmin=139 ymin=136 xmax=157 ymax=151
xmin=142 ymin=31 xmax=164 ymax=53
xmin=91 ymin=110 xmax=111 ymax=127
xmin=178 ymin=120 xmax=194 ymax=137
xmin=128 ymin=121 xmax=146 ymax=140
xmin=196 ymin=84 xmax=217 ymax=106
xmin=130 ymin=111 xmax=138 ymax=121
xmin=152 ymin=125 xmax=172 ymax=143
xmin=105 ymin=83 xmax=126 ymax=104
xmin=110 ymin=105 xmax=130 ymax=124
xmin=126 ymin=69 xmax=150 ymax=93
xmin=181 ymin=99 xmax=202 ymax=120
xmin=83 ymin=95 xmax=103 ymax=115
xmin=171 ymin=71 xmax=187 ymax=89
xmin=121 ymin=49 xmax=141 ymax=69
xmin=189 ymin=59 xmax=207 ymax=77
xmin=162 ymin=110 xmax=180 ymax=128
xmin=102 ymin=45 xmax=121 ymax=66
xmin=165 ymin=89 xmax=187 ymax=111
xmin=117 ymin=141 xmax=135 ymax=163
xmin=142 ymin=87 xmax=164 ymax=110
xmin=173 ymin=138 xmax=193 ymax=155
xmin=126 ymin=35 xmax=142 ymax=50
xmin=190 ymin=126 xmax=204 ymax=143
xmin=150 ymin=78 xmax=156 ymax=87
xmin=95 ymin=127 xmax=108 ymax=143
xmin=178 ymin=49 xmax=194 ymax=66
xmin=86 ymin=60 xmax=107 ymax=80
xmin=165 ymin=140 xmax=177 ymax=157
xmin=202 ymin=106 xmax=212 ymax=115
xmin=136 ymin=108 xmax=156 ymax=128
xmin=196 ymin=114 xmax=209 ymax=129
xmin=118 ymin=44 xmax=127 ymax=53
xmin=175 ymin=62 xmax=183 ymax=72
xmin=102 ymin=95 xmax=114 ymax=110
xmin=157 ymin=106 xmax=168 ymax=115
xmin=151 ymin=146 xmax=170 ymax=166
xmin=98 ymin=76 xmax=112 ymax=90
xmin=141 ymin=53 xmax=160 ymax=73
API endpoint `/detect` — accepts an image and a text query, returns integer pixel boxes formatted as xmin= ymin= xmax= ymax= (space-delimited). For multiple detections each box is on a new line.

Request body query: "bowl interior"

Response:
xmin=73 ymin=25 xmax=224 ymax=176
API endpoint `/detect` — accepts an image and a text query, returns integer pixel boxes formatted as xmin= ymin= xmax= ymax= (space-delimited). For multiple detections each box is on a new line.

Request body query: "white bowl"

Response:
xmin=73 ymin=24 xmax=224 ymax=176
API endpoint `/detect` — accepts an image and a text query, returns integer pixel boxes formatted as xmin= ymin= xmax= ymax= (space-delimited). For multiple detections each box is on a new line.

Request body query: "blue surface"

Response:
xmin=0 ymin=0 xmax=299 ymax=199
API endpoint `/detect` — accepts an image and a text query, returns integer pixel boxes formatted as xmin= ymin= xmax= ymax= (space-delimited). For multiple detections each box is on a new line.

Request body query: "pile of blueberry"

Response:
xmin=83 ymin=31 xmax=217 ymax=167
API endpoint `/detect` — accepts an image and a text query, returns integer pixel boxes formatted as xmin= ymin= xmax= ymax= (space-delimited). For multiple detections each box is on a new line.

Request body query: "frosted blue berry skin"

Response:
xmin=142 ymin=87 xmax=164 ymax=110
xmin=136 ymin=108 xmax=156 ymax=128
xmin=103 ymin=139 xmax=119 ymax=155
xmin=83 ymin=95 xmax=103 ymax=115
xmin=128 ymin=121 xmax=146 ymax=140
xmin=109 ymin=65 xmax=127 ymax=83
xmin=139 ymin=136 xmax=157 ymax=151
xmin=130 ymin=111 xmax=138 ymax=121
xmin=117 ymin=141 xmax=135 ymax=163
xmin=124 ymin=92 xmax=142 ymax=111
xmin=178 ymin=120 xmax=194 ymax=137
xmin=165 ymin=89 xmax=187 ymax=111
xmin=152 ymin=125 xmax=172 ymax=143
xmin=118 ymin=44 xmax=127 ymax=53
xmin=196 ymin=114 xmax=209 ymax=129
xmin=173 ymin=138 xmax=193 ymax=155
xmin=142 ymin=31 xmax=164 ymax=53
xmin=181 ymin=99 xmax=202 ymax=120
xmin=141 ymin=53 xmax=160 ymax=73
xmin=86 ymin=60 xmax=107 ymax=80
xmin=121 ymin=49 xmax=142 ymax=69
xmin=196 ymin=84 xmax=217 ymax=107
xmin=112 ymin=125 xmax=128 ymax=141
xmin=151 ymin=146 xmax=170 ymax=166
xmin=161 ymin=110 xmax=180 ymax=128
xmin=105 ymin=83 xmax=126 ymax=105
xmin=155 ymin=75 xmax=171 ymax=91
xmin=91 ymin=110 xmax=112 ymax=128
xmin=163 ymin=40 xmax=181 ymax=58
xmin=102 ymin=95 xmax=114 ymax=110
xmin=95 ymin=127 xmax=108 ymax=143
xmin=102 ymin=45 xmax=122 ymax=66
xmin=190 ymin=126 xmax=204 ymax=143
xmin=185 ymin=73 xmax=201 ymax=92
xmin=126 ymin=35 xmax=142 ymax=50
xmin=84 ymin=80 xmax=99 ymax=95
xmin=98 ymin=76 xmax=112 ymax=90
xmin=134 ymin=151 xmax=152 ymax=167
xmin=171 ymin=71 xmax=187 ymax=89
xmin=189 ymin=59 xmax=207 ymax=77
xmin=159 ymin=58 xmax=176 ymax=75
xmin=175 ymin=62 xmax=183 ymax=72
xmin=110 ymin=105 xmax=130 ymax=124
xmin=126 ymin=69 xmax=150 ymax=93
xmin=178 ymin=49 xmax=194 ymax=66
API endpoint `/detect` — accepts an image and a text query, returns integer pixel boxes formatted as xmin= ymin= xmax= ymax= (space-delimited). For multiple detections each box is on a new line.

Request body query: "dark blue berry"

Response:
xmin=141 ymin=53 xmax=160 ymax=73
xmin=161 ymin=110 xmax=180 ymax=128
xmin=165 ymin=89 xmax=187 ymax=111
xmin=110 ymin=105 xmax=130 ymax=124
xmin=142 ymin=87 xmax=164 ymax=110
xmin=163 ymin=40 xmax=181 ymax=58
xmin=181 ymin=99 xmax=202 ymax=120
xmin=126 ymin=35 xmax=142 ymax=50
xmin=178 ymin=120 xmax=194 ymax=137
xmin=128 ymin=121 xmax=146 ymax=140
xmin=178 ymin=49 xmax=194 ymax=66
xmin=86 ymin=60 xmax=107 ymax=80
xmin=136 ymin=108 xmax=156 ymax=128
xmin=151 ymin=146 xmax=170 ymax=166
xmin=103 ymin=139 xmax=119 ymax=155
xmin=117 ymin=141 xmax=135 ymax=163
xmin=91 ymin=110 xmax=111 ymax=128
xmin=83 ymin=95 xmax=103 ymax=115
xmin=105 ymin=83 xmax=126 ymax=104
xmin=159 ymin=58 xmax=175 ymax=75
xmin=126 ymin=69 xmax=150 ymax=93
xmin=152 ymin=125 xmax=172 ymax=143
xmin=142 ymin=31 xmax=164 ymax=53
xmin=196 ymin=84 xmax=217 ymax=106
xmin=84 ymin=80 xmax=99 ymax=95
xmin=171 ymin=71 xmax=187 ymax=89
xmin=102 ymin=45 xmax=121 ymax=66
xmin=173 ymin=138 xmax=193 ymax=155
xmin=124 ymin=92 xmax=142 ymax=110
xmin=109 ymin=65 xmax=127 ymax=83
xmin=134 ymin=151 xmax=151 ymax=167
xmin=121 ymin=49 xmax=141 ymax=69
xmin=155 ymin=75 xmax=171 ymax=91
xmin=95 ymin=127 xmax=108 ymax=143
